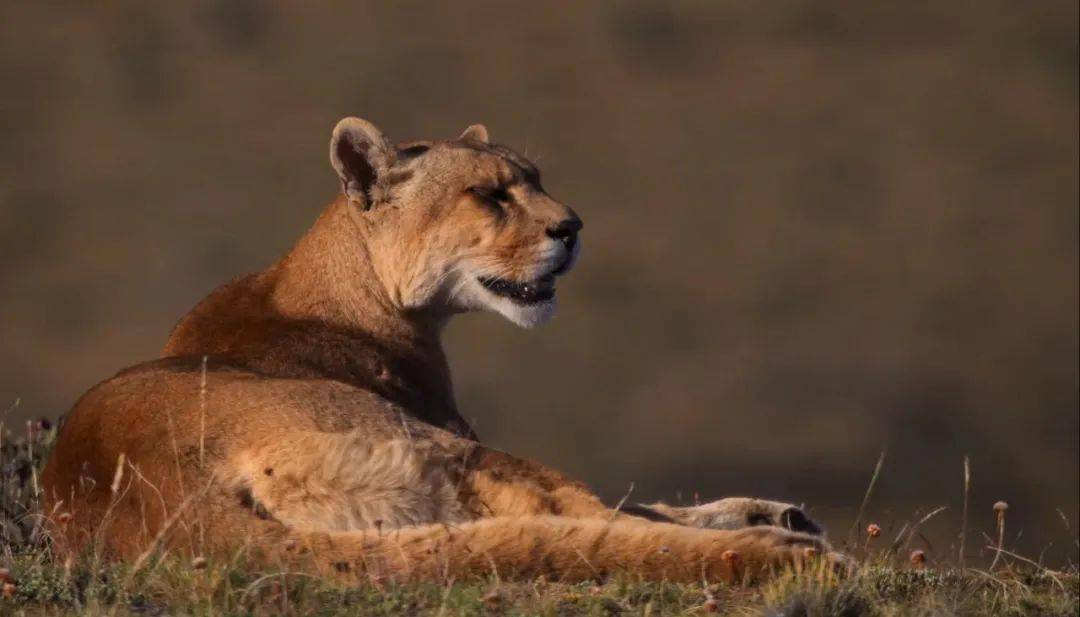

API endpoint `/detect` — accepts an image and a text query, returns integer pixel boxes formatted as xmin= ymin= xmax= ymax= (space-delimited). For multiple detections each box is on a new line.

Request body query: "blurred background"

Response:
xmin=1 ymin=2 xmax=1076 ymax=564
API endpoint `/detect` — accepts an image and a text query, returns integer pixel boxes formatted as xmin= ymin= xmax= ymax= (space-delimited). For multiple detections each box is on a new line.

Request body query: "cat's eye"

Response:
xmin=468 ymin=185 xmax=510 ymax=205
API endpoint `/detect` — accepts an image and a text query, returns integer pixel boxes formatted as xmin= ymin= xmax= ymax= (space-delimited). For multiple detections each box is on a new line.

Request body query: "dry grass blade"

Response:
xmin=608 ymin=482 xmax=635 ymax=522
xmin=890 ymin=505 xmax=948 ymax=555
xmin=847 ymin=449 xmax=886 ymax=548
xmin=1057 ymin=508 xmax=1079 ymax=550
xmin=960 ymin=456 xmax=970 ymax=567
xmin=126 ymin=477 xmax=216 ymax=581
xmin=982 ymin=545 xmax=1070 ymax=588
xmin=198 ymin=354 xmax=208 ymax=469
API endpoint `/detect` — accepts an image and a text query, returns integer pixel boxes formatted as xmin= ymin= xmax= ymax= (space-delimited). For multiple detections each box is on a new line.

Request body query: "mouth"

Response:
xmin=478 ymin=274 xmax=556 ymax=304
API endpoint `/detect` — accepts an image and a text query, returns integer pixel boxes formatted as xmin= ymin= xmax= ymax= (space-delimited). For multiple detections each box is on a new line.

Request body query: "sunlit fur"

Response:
xmin=40 ymin=118 xmax=842 ymax=584
xmin=338 ymin=125 xmax=580 ymax=328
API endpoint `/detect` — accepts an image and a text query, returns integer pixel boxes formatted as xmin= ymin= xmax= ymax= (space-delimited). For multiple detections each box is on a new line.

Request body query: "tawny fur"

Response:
xmin=41 ymin=117 xmax=839 ymax=582
xmin=275 ymin=517 xmax=828 ymax=584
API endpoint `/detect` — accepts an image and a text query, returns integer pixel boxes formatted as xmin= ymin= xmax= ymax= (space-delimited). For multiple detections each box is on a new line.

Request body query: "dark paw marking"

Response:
xmin=621 ymin=504 xmax=677 ymax=523
xmin=781 ymin=507 xmax=822 ymax=535
xmin=747 ymin=512 xmax=771 ymax=526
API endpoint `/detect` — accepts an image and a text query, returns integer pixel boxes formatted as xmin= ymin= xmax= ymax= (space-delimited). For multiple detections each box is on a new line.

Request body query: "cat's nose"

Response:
xmin=547 ymin=218 xmax=582 ymax=251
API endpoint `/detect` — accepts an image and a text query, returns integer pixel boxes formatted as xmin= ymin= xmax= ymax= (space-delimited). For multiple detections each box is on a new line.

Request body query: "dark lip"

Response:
xmin=551 ymin=260 xmax=572 ymax=276
xmin=478 ymin=274 xmax=555 ymax=304
xmin=551 ymin=248 xmax=577 ymax=276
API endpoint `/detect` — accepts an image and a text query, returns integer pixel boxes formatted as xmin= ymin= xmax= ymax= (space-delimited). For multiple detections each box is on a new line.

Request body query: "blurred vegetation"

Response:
xmin=2 ymin=561 xmax=1076 ymax=616
xmin=0 ymin=1 xmax=1076 ymax=565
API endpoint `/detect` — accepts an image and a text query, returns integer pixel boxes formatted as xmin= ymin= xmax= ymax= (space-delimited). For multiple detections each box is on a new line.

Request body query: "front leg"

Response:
xmin=461 ymin=449 xmax=826 ymax=537
xmin=623 ymin=497 xmax=824 ymax=535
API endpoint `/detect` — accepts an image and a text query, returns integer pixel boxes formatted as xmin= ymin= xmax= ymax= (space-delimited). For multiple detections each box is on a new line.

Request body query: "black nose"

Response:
xmin=547 ymin=218 xmax=582 ymax=249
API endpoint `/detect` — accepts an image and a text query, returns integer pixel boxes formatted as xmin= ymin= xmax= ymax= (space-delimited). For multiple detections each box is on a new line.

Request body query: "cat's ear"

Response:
xmin=459 ymin=124 xmax=489 ymax=144
xmin=330 ymin=117 xmax=395 ymax=208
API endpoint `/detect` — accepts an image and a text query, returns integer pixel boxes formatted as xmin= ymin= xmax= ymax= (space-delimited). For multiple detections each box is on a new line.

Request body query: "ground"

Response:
xmin=3 ymin=421 xmax=1076 ymax=616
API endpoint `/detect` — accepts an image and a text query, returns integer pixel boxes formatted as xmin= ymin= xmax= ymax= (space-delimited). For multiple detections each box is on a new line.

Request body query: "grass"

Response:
xmin=2 ymin=418 xmax=1077 ymax=616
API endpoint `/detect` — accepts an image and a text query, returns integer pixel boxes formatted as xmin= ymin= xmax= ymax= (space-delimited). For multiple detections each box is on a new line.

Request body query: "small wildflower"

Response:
xmin=910 ymin=550 xmax=926 ymax=567
xmin=866 ymin=523 xmax=881 ymax=538
xmin=191 ymin=556 xmax=208 ymax=570
xmin=990 ymin=500 xmax=1010 ymax=570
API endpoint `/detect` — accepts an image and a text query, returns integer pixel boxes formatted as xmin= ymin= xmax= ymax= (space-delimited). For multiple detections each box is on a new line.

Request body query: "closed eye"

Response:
xmin=468 ymin=185 xmax=511 ymax=204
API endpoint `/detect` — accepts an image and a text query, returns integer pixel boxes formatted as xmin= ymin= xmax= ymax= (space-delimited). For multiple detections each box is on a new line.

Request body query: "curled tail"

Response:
xmin=269 ymin=515 xmax=833 ymax=583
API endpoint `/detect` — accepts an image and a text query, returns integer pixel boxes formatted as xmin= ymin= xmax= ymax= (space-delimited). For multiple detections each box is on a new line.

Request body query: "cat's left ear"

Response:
xmin=458 ymin=124 xmax=489 ymax=144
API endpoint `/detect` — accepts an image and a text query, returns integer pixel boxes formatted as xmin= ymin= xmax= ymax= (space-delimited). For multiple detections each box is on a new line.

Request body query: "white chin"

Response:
xmin=455 ymin=277 xmax=558 ymax=328
xmin=490 ymin=295 xmax=557 ymax=328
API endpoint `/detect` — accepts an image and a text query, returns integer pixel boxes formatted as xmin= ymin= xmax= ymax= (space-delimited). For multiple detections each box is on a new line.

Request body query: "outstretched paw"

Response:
xmin=626 ymin=497 xmax=824 ymax=535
